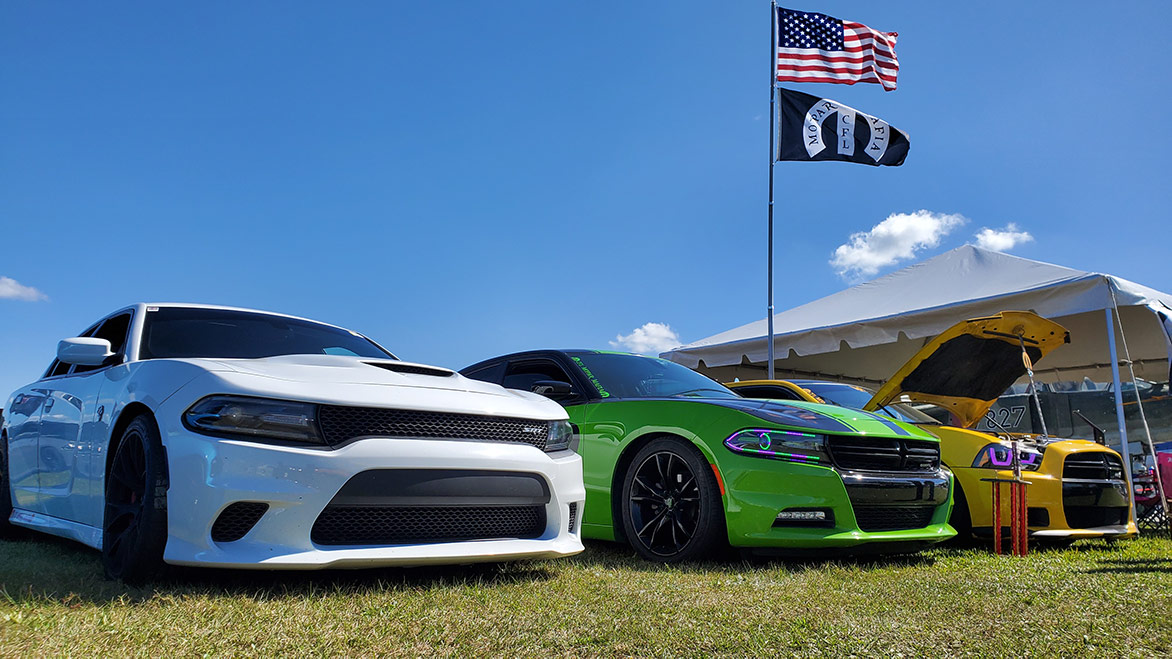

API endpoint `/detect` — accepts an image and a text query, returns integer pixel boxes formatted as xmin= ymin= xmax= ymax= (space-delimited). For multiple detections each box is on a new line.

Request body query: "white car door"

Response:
xmin=38 ymin=312 xmax=132 ymax=524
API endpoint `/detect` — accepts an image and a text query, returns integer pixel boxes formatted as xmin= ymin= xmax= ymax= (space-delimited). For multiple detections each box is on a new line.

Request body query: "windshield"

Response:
xmin=139 ymin=307 xmax=394 ymax=360
xmin=568 ymin=352 xmax=739 ymax=399
xmin=797 ymin=382 xmax=940 ymax=425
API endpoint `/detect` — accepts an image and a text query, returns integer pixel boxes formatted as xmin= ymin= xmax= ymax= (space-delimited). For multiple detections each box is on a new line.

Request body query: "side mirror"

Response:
xmin=531 ymin=380 xmax=574 ymax=399
xmin=57 ymin=338 xmax=115 ymax=366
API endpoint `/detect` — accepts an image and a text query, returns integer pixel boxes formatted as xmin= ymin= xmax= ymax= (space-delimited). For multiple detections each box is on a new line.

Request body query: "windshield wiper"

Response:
xmin=672 ymin=388 xmax=732 ymax=398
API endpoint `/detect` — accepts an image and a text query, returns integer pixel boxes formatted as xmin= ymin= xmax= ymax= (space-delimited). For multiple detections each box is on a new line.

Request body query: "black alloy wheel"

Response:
xmin=102 ymin=415 xmax=168 ymax=583
xmin=620 ymin=437 xmax=725 ymax=562
xmin=0 ymin=433 xmax=17 ymax=538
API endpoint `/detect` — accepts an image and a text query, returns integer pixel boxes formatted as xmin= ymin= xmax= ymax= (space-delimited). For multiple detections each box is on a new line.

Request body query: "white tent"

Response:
xmin=662 ymin=245 xmax=1172 ymax=460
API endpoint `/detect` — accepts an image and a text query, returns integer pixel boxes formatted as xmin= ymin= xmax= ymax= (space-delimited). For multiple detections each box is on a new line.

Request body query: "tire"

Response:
xmin=619 ymin=437 xmax=726 ymax=562
xmin=102 ymin=415 xmax=169 ymax=583
xmin=948 ymin=480 xmax=974 ymax=543
xmin=0 ymin=433 xmax=18 ymax=539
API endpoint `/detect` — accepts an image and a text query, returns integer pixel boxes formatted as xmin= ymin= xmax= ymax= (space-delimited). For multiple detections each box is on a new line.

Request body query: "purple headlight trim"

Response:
xmin=979 ymin=444 xmax=1043 ymax=470
xmin=988 ymin=446 xmax=1014 ymax=467
xmin=724 ymin=429 xmax=823 ymax=463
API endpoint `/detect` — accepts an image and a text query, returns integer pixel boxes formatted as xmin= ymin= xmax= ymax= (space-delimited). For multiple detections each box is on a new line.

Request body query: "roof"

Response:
xmin=135 ymin=302 xmax=353 ymax=332
xmin=662 ymin=245 xmax=1172 ymax=384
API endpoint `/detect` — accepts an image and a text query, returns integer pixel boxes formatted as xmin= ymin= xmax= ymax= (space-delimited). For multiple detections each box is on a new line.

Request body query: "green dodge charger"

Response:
xmin=461 ymin=351 xmax=955 ymax=561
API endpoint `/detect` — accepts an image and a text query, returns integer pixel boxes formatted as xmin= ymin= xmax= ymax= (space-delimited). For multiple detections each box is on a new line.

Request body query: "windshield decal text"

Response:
xmin=571 ymin=356 xmax=610 ymax=398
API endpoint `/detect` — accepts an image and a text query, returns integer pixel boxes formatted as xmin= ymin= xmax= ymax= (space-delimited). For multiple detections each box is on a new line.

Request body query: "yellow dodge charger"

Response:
xmin=728 ymin=311 xmax=1138 ymax=544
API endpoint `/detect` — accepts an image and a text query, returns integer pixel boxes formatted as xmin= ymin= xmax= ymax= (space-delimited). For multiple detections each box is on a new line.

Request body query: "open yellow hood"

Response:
xmin=863 ymin=311 xmax=1070 ymax=428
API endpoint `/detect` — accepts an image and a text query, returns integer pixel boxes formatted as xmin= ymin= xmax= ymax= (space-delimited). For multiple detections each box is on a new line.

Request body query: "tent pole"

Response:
xmin=1111 ymin=291 xmax=1172 ymax=537
xmin=1105 ymin=306 xmax=1137 ymax=521
xmin=766 ymin=0 xmax=777 ymax=380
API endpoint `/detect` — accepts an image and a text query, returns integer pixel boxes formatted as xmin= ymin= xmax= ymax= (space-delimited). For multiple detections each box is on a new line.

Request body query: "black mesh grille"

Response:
xmin=567 ymin=502 xmax=578 ymax=534
xmin=210 ymin=502 xmax=269 ymax=542
xmin=311 ymin=505 xmax=546 ymax=546
xmin=1063 ymin=452 xmax=1125 ymax=481
xmin=853 ymin=505 xmax=936 ymax=532
xmin=827 ymin=436 xmax=940 ymax=472
xmin=316 ymin=405 xmax=550 ymax=449
xmin=1064 ymin=506 xmax=1128 ymax=528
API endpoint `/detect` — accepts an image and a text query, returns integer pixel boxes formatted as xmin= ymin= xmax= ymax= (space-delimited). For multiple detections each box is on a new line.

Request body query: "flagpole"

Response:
xmin=766 ymin=0 xmax=777 ymax=380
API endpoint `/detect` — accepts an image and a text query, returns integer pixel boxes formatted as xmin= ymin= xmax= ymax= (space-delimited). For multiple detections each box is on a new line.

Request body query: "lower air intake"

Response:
xmin=853 ymin=505 xmax=935 ymax=532
xmin=210 ymin=502 xmax=269 ymax=542
xmin=567 ymin=502 xmax=579 ymax=534
xmin=1064 ymin=506 xmax=1128 ymax=529
xmin=311 ymin=505 xmax=546 ymax=546
xmin=1027 ymin=507 xmax=1050 ymax=527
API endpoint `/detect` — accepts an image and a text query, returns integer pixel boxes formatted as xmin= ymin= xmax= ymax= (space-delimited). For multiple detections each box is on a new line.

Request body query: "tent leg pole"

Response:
xmin=1106 ymin=307 xmax=1137 ymax=524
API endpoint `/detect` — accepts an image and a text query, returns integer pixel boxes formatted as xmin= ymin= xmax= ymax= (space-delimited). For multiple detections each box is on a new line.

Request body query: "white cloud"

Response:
xmin=830 ymin=210 xmax=967 ymax=279
xmin=0 ymin=276 xmax=47 ymax=301
xmin=973 ymin=223 xmax=1034 ymax=252
xmin=610 ymin=322 xmax=681 ymax=355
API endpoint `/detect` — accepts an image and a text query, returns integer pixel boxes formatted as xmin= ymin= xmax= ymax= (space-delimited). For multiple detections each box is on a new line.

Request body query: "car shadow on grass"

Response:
xmin=1081 ymin=557 xmax=1172 ymax=575
xmin=569 ymin=539 xmax=938 ymax=575
xmin=0 ymin=534 xmax=557 ymax=606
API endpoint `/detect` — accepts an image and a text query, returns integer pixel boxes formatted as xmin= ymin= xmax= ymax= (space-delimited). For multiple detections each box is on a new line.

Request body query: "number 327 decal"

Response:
xmin=980 ymin=406 xmax=1027 ymax=430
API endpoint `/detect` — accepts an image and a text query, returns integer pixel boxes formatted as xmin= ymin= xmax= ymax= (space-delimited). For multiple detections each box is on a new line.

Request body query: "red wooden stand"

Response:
xmin=984 ymin=477 xmax=1029 ymax=556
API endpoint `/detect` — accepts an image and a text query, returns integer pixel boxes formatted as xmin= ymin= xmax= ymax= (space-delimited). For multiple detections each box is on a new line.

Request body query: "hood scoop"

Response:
xmin=364 ymin=361 xmax=455 ymax=378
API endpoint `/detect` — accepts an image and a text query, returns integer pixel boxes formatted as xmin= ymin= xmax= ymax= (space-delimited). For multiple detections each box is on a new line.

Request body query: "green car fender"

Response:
xmin=568 ymin=399 xmax=736 ymax=541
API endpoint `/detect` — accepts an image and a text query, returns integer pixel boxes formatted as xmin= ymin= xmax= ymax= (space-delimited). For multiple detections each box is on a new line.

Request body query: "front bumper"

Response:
xmin=720 ymin=454 xmax=955 ymax=551
xmin=954 ymin=467 xmax=1138 ymax=540
xmin=160 ymin=428 xmax=585 ymax=569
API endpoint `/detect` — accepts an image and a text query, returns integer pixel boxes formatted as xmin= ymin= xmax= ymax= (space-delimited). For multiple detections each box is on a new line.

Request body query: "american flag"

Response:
xmin=776 ymin=7 xmax=899 ymax=91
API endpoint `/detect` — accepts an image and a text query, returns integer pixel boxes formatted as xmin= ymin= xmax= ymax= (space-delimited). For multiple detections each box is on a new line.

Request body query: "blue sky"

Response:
xmin=2 ymin=2 xmax=1169 ymax=398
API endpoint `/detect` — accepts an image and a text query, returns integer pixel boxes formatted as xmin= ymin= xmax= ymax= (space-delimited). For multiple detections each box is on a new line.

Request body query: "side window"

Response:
xmin=462 ymin=362 xmax=504 ymax=385
xmin=71 ymin=313 xmax=133 ymax=375
xmin=47 ymin=360 xmax=71 ymax=378
xmin=502 ymin=360 xmax=575 ymax=393
xmin=95 ymin=313 xmax=132 ymax=356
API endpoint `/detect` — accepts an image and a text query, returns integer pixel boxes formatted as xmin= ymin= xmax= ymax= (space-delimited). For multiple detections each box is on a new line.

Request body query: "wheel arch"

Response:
xmin=105 ymin=402 xmax=164 ymax=488
xmin=609 ymin=430 xmax=721 ymax=543
xmin=948 ymin=470 xmax=973 ymax=539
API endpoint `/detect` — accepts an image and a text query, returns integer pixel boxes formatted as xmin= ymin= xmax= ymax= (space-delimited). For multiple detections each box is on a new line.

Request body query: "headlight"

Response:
xmin=724 ymin=428 xmax=828 ymax=464
xmin=972 ymin=443 xmax=1043 ymax=471
xmin=184 ymin=395 xmax=324 ymax=445
xmin=546 ymin=420 xmax=576 ymax=453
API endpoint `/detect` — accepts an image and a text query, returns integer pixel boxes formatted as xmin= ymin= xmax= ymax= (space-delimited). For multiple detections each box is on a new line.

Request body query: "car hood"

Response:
xmin=864 ymin=311 xmax=1069 ymax=428
xmin=178 ymin=354 xmax=564 ymax=419
xmin=692 ymin=397 xmax=938 ymax=441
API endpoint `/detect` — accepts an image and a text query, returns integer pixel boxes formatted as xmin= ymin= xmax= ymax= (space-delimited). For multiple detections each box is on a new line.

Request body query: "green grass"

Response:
xmin=0 ymin=535 xmax=1169 ymax=657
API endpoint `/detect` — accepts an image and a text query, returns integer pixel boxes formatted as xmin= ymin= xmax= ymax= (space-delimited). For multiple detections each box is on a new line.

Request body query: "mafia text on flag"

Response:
xmin=777 ymin=88 xmax=909 ymax=167
xmin=776 ymin=7 xmax=899 ymax=91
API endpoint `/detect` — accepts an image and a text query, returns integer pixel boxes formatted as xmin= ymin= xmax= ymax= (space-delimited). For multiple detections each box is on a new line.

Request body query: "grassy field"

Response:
xmin=0 ymin=535 xmax=1169 ymax=657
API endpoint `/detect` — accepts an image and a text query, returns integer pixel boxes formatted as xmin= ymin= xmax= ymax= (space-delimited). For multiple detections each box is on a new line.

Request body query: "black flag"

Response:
xmin=778 ymin=87 xmax=909 ymax=167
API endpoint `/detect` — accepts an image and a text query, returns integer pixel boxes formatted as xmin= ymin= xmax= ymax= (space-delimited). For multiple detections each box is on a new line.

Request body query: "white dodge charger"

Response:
xmin=0 ymin=304 xmax=584 ymax=581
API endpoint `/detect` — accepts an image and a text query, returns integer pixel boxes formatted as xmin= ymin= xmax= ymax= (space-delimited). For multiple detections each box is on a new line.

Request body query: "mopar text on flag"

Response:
xmin=777 ymin=88 xmax=909 ymax=167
